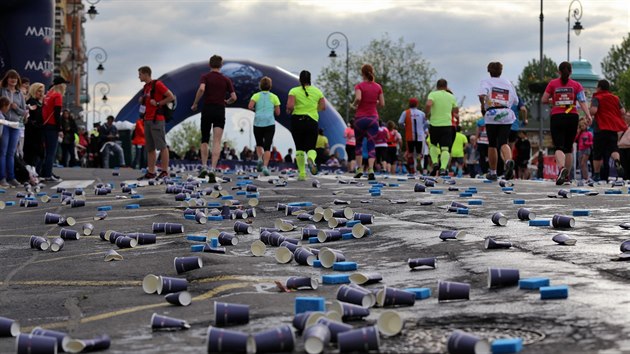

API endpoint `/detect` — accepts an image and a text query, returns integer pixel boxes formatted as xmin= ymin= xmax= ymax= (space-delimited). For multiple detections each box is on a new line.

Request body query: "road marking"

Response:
xmin=50 ymin=180 xmax=95 ymax=189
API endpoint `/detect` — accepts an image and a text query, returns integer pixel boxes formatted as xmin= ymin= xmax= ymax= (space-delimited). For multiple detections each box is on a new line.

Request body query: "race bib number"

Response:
xmin=139 ymin=105 xmax=146 ymax=115
xmin=489 ymin=87 xmax=509 ymax=107
xmin=554 ymin=87 xmax=575 ymax=106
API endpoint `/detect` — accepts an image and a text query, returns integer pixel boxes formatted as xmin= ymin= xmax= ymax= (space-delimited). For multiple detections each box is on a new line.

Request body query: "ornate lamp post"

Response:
xmin=326 ymin=32 xmax=350 ymax=122
xmin=86 ymin=0 xmax=101 ymax=20
xmin=84 ymin=47 xmax=107 ymax=119
xmin=567 ymin=0 xmax=584 ymax=61
xmin=92 ymin=81 xmax=110 ymax=128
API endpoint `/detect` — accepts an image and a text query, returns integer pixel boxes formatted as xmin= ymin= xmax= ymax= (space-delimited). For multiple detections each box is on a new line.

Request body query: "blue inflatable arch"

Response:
xmin=116 ymin=60 xmax=347 ymax=159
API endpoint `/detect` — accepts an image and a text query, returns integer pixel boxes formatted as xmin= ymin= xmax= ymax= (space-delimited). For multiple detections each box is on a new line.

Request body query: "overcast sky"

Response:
xmin=85 ymin=0 xmax=630 ymax=153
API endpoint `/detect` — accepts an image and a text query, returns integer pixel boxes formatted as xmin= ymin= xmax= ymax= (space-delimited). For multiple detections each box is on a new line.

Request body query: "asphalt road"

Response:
xmin=0 ymin=167 xmax=629 ymax=354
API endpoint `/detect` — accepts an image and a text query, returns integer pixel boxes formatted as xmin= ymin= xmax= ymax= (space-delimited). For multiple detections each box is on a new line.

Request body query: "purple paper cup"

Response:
xmin=63 ymin=335 xmax=111 ymax=353
xmin=377 ymin=310 xmax=403 ymax=337
xmin=70 ymin=199 xmax=85 ymax=208
xmin=249 ymin=324 xmax=295 ymax=354
xmin=44 ymin=212 xmax=61 ymax=224
xmin=157 ymin=276 xmax=189 ymax=295
xmin=275 ymin=247 xmax=294 ymax=264
xmin=286 ymin=276 xmax=319 ymax=290
xmin=50 ymin=237 xmax=65 ymax=252
xmin=333 ymin=207 xmax=354 ymax=220
xmin=30 ymin=236 xmax=50 ymax=251
xmin=214 ymin=301 xmax=250 ymax=327
xmin=330 ymin=300 xmax=370 ymax=320
xmin=297 ymin=213 xmax=312 ymax=221
xmin=425 ymin=179 xmax=435 ymax=187
xmin=206 ymin=326 xmax=249 ymax=353
xmin=30 ymin=327 xmax=70 ymax=352
xmin=349 ymin=272 xmax=383 ymax=285
xmin=408 ymin=257 xmax=437 ymax=269
xmin=484 ymin=237 xmax=512 ymax=249
xmin=317 ymin=229 xmax=342 ymax=243
xmin=319 ymin=248 xmax=346 ymax=268
xmin=414 ymin=183 xmax=426 ymax=192
xmin=251 ymin=240 xmax=267 ymax=257
xmin=517 ymin=208 xmax=536 ymax=221
xmin=315 ymin=317 xmax=353 ymax=343
xmin=165 ymin=222 xmax=185 ymax=234
xmin=107 ymin=231 xmax=125 ymax=244
xmin=151 ymin=313 xmax=190 ymax=331
xmin=174 ymin=256 xmax=203 ymax=275
xmin=337 ymin=326 xmax=380 ymax=353
xmin=234 ymin=221 xmax=253 ymax=234
xmin=294 ymin=247 xmax=316 ymax=266
xmin=447 ymin=330 xmax=490 ymax=354
xmin=16 ymin=333 xmax=58 ymax=354
xmin=303 ymin=324 xmax=331 ymax=354
xmin=269 ymin=232 xmax=287 ymax=247
xmin=620 ymin=240 xmax=630 ymax=253
xmin=279 ymin=241 xmax=299 ymax=253
xmin=115 ymin=236 xmax=138 ymax=249
xmin=218 ymin=232 xmax=238 ymax=246
xmin=376 ymin=287 xmax=416 ymax=307
xmin=195 ymin=211 xmax=207 ymax=224
xmin=0 ymin=316 xmax=19 ymax=337
xmin=57 ymin=216 xmax=76 ymax=227
xmin=128 ymin=232 xmax=157 ymax=245
xmin=353 ymin=213 xmax=374 ymax=224
xmin=59 ymin=228 xmax=80 ymax=241
xmin=552 ymin=214 xmax=575 ymax=228
xmin=165 ymin=291 xmax=192 ymax=306
xmin=438 ymin=281 xmax=470 ymax=302
xmin=152 ymin=222 xmax=166 ymax=233
xmin=246 ymin=185 xmax=258 ymax=192
xmin=328 ymin=217 xmax=348 ymax=229
xmin=333 ymin=199 xmax=351 ymax=205
xmin=439 ymin=230 xmax=465 ymax=241
xmin=491 ymin=212 xmax=508 ymax=226
xmin=292 ymin=311 xmax=325 ymax=333
xmin=343 ymin=284 xmax=377 ymax=308
xmin=82 ymin=223 xmax=94 ymax=236
xmin=487 ymin=268 xmax=520 ymax=288
xmin=552 ymin=233 xmax=577 ymax=246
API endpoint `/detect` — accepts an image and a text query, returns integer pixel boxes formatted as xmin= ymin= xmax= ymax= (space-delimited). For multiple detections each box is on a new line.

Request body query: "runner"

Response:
xmin=425 ymin=79 xmax=458 ymax=176
xmin=398 ymin=97 xmax=427 ymax=174
xmin=248 ymin=76 xmax=280 ymax=176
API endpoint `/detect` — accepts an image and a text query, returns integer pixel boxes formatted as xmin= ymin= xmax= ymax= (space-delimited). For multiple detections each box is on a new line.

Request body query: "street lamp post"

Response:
xmin=85 ymin=47 xmax=107 ymax=122
xmin=538 ymin=0 xmax=545 ymax=179
xmin=86 ymin=0 xmax=101 ymax=20
xmin=93 ymin=81 xmax=110 ymax=128
xmin=567 ymin=0 xmax=584 ymax=61
xmin=326 ymin=32 xmax=350 ymax=122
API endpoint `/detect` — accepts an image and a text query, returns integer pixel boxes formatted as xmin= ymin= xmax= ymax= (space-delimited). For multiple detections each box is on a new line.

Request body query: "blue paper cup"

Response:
xmin=517 ymin=208 xmax=536 ymax=221
xmin=214 ymin=301 xmax=250 ymax=327
xmin=337 ymin=326 xmax=379 ymax=353
xmin=174 ymin=256 xmax=203 ymax=274
xmin=303 ymin=324 xmax=331 ymax=354
xmin=336 ymin=284 xmax=376 ymax=308
xmin=438 ymin=281 xmax=470 ymax=301
xmin=157 ymin=276 xmax=188 ymax=295
xmin=164 ymin=291 xmax=192 ymax=306
xmin=16 ymin=333 xmax=59 ymax=354
xmin=491 ymin=212 xmax=508 ymax=226
xmin=484 ymin=237 xmax=512 ymax=249
xmin=330 ymin=300 xmax=370 ymax=320
xmin=377 ymin=286 xmax=416 ymax=307
xmin=151 ymin=313 xmax=190 ymax=331
xmin=487 ymin=268 xmax=520 ymax=288
xmin=249 ymin=324 xmax=295 ymax=354
xmin=552 ymin=214 xmax=575 ymax=228
xmin=0 ymin=316 xmax=19 ymax=337
xmin=447 ymin=330 xmax=490 ymax=354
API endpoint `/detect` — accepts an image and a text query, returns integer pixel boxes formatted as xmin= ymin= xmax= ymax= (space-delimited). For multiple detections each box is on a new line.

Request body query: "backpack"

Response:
xmin=150 ymin=80 xmax=176 ymax=122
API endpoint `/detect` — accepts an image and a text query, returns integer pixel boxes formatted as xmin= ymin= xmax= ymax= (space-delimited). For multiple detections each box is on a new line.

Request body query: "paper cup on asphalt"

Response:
xmin=152 ymin=222 xmax=166 ymax=233
xmin=438 ymin=281 xmax=470 ymax=301
xmin=286 ymin=276 xmax=319 ymax=290
xmin=280 ymin=241 xmax=299 ymax=253
xmin=330 ymin=300 xmax=370 ymax=320
xmin=447 ymin=330 xmax=490 ymax=354
xmin=318 ymin=229 xmax=342 ymax=243
xmin=377 ymin=310 xmax=403 ymax=336
xmin=292 ymin=311 xmax=325 ymax=333
xmin=164 ymin=222 xmax=184 ymax=234
xmin=115 ymin=236 xmax=137 ymax=249
xmin=620 ymin=240 xmax=630 ymax=253
xmin=552 ymin=214 xmax=575 ymax=228
xmin=349 ymin=272 xmax=383 ymax=285
xmin=30 ymin=327 xmax=70 ymax=352
xmin=303 ymin=324 xmax=331 ymax=354
xmin=408 ymin=257 xmax=437 ymax=269
xmin=491 ymin=212 xmax=508 ymax=226
xmin=30 ymin=236 xmax=49 ymax=251
xmin=328 ymin=217 xmax=347 ymax=228
xmin=63 ymin=334 xmax=111 ymax=354
xmin=275 ymin=247 xmax=294 ymax=264
xmin=44 ymin=212 xmax=61 ymax=224
xmin=0 ymin=316 xmax=19 ymax=337
xmin=50 ymin=237 xmax=64 ymax=252
xmin=105 ymin=250 xmax=123 ymax=262
xmin=294 ymin=247 xmax=316 ymax=266
xmin=414 ymin=183 xmax=426 ymax=192
xmin=206 ymin=326 xmax=249 ymax=353
xmin=142 ymin=274 xmax=159 ymax=294
xmin=218 ymin=232 xmax=238 ymax=246
xmin=484 ymin=237 xmax=512 ymax=249
xmin=487 ymin=268 xmax=520 ymax=288
xmin=16 ymin=333 xmax=58 ymax=354
xmin=377 ymin=286 xmax=416 ymax=307
xmin=234 ymin=221 xmax=253 ymax=234
xmin=174 ymin=256 xmax=202 ymax=274
xmin=214 ymin=301 xmax=250 ymax=327
xmin=352 ymin=223 xmax=371 ymax=238
xmin=337 ymin=326 xmax=380 ymax=353
xmin=70 ymin=199 xmax=85 ymax=208
xmin=251 ymin=240 xmax=266 ymax=256
xmin=151 ymin=313 xmax=190 ymax=331
xmin=552 ymin=233 xmax=577 ymax=245
xmin=129 ymin=232 xmax=157 ymax=245
xmin=319 ymin=248 xmax=346 ymax=268
xmin=59 ymin=228 xmax=80 ymax=240
xmin=248 ymin=324 xmax=295 ymax=354
xmin=517 ymin=208 xmax=536 ymax=221
xmin=337 ymin=284 xmax=376 ymax=308
xmin=316 ymin=317 xmax=352 ymax=343
xmin=165 ymin=291 xmax=192 ymax=306
xmin=157 ymin=276 xmax=188 ymax=295
xmin=353 ymin=213 xmax=374 ymax=224
xmin=82 ymin=223 xmax=94 ymax=236
xmin=439 ymin=230 xmax=465 ymax=241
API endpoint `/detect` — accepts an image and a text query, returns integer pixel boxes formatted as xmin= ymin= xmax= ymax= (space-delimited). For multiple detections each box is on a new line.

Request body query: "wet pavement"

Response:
xmin=0 ymin=167 xmax=629 ymax=353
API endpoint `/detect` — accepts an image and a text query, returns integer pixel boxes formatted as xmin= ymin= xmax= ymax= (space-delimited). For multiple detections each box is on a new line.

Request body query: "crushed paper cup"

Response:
xmin=104 ymin=250 xmax=123 ymax=262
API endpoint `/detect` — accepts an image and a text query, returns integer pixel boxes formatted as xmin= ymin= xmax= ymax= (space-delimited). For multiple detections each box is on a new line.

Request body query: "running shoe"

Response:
xmin=137 ymin=172 xmax=157 ymax=181
xmin=504 ymin=159 xmax=515 ymax=180
xmin=157 ymin=171 xmax=169 ymax=180
xmin=208 ymin=172 xmax=217 ymax=183
xmin=485 ymin=173 xmax=498 ymax=181
xmin=198 ymin=169 xmax=209 ymax=178
xmin=0 ymin=179 xmax=10 ymax=188
xmin=354 ymin=169 xmax=363 ymax=179
xmin=430 ymin=164 xmax=439 ymax=177
xmin=7 ymin=179 xmax=20 ymax=188
xmin=556 ymin=168 xmax=568 ymax=186
xmin=615 ymin=159 xmax=625 ymax=180
xmin=368 ymin=172 xmax=375 ymax=181
xmin=297 ymin=174 xmax=306 ymax=181
xmin=256 ymin=159 xmax=263 ymax=172
xmin=307 ymin=157 xmax=318 ymax=175
xmin=439 ymin=169 xmax=448 ymax=176
xmin=262 ymin=167 xmax=270 ymax=176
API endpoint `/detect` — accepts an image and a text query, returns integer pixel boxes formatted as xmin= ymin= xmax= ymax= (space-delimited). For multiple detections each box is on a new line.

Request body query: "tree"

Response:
xmin=601 ymin=33 xmax=630 ymax=89
xmin=318 ymin=34 xmax=436 ymax=123
xmin=166 ymin=119 xmax=201 ymax=157
xmin=516 ymin=56 xmax=558 ymax=107
xmin=617 ymin=68 xmax=630 ymax=107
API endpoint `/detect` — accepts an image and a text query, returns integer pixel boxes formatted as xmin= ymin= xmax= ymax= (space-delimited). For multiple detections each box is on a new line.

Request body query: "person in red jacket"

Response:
xmin=132 ymin=117 xmax=146 ymax=169
xmin=589 ymin=79 xmax=627 ymax=181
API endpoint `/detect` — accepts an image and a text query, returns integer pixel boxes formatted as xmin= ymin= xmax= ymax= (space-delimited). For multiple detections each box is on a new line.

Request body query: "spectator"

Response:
xmin=515 ymin=131 xmax=531 ymax=180
xmin=227 ymin=148 xmax=238 ymax=160
xmin=315 ymin=128 xmax=329 ymax=165
xmin=326 ymin=152 xmax=340 ymax=167
xmin=168 ymin=145 xmax=181 ymax=160
xmin=60 ymin=109 xmax=78 ymax=167
xmin=41 ymin=77 xmax=67 ymax=182
xmin=0 ymin=69 xmax=27 ymax=187
xmin=239 ymin=146 xmax=253 ymax=161
xmin=98 ymin=115 xmax=126 ymax=169
xmin=220 ymin=142 xmax=230 ymax=160
xmin=76 ymin=126 xmax=89 ymax=166
xmin=270 ymin=146 xmax=283 ymax=162
xmin=88 ymin=122 xmax=101 ymax=167
xmin=374 ymin=120 xmax=389 ymax=172
xmin=185 ymin=146 xmax=200 ymax=161
xmin=24 ymin=82 xmax=45 ymax=171
xmin=284 ymin=148 xmax=294 ymax=164
xmin=131 ymin=117 xmax=146 ymax=169
xmin=464 ymin=135 xmax=480 ymax=178
xmin=386 ymin=120 xmax=401 ymax=174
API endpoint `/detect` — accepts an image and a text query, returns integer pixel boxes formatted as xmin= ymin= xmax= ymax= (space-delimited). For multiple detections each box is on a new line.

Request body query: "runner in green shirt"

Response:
xmin=425 ymin=79 xmax=458 ymax=175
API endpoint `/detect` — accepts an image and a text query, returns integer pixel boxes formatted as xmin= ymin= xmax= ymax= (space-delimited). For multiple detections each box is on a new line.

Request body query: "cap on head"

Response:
xmin=409 ymin=97 xmax=419 ymax=107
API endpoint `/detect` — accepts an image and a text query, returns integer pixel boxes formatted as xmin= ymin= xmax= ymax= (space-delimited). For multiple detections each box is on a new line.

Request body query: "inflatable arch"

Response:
xmin=116 ymin=60 xmax=348 ymax=159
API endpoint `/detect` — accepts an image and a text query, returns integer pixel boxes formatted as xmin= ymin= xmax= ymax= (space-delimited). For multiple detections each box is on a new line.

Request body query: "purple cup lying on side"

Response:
xmin=337 ymin=326 xmax=380 ymax=353
xmin=447 ymin=329 xmax=490 ymax=354
xmin=206 ymin=326 xmax=249 ymax=353
xmin=248 ymin=324 xmax=295 ymax=353
xmin=438 ymin=281 xmax=470 ymax=302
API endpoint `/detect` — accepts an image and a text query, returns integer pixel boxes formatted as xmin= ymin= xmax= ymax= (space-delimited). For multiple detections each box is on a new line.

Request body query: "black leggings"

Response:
xmin=290 ymin=115 xmax=318 ymax=151
xmin=550 ymin=113 xmax=579 ymax=153
xmin=253 ymin=125 xmax=275 ymax=151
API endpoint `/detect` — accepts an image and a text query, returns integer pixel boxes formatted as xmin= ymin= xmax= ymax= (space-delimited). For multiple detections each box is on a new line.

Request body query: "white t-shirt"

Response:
xmin=478 ymin=77 xmax=518 ymax=125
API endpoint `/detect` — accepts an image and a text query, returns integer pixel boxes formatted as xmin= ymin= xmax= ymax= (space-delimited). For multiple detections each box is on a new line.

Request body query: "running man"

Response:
xmin=425 ymin=79 xmax=458 ymax=176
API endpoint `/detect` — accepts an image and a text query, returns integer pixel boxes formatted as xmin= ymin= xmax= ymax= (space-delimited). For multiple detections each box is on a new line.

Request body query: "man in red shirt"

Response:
xmin=137 ymin=66 xmax=175 ymax=180
xmin=590 ymin=79 xmax=627 ymax=181
xmin=191 ymin=55 xmax=237 ymax=182
xmin=41 ymin=77 xmax=68 ymax=182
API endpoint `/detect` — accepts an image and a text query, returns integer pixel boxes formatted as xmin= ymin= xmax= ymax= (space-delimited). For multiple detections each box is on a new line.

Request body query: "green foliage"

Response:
xmin=166 ymin=119 xmax=201 ymax=157
xmin=601 ymin=33 xmax=630 ymax=88
xmin=516 ymin=56 xmax=558 ymax=106
xmin=617 ymin=68 xmax=630 ymax=108
xmin=318 ymin=34 xmax=436 ymax=124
